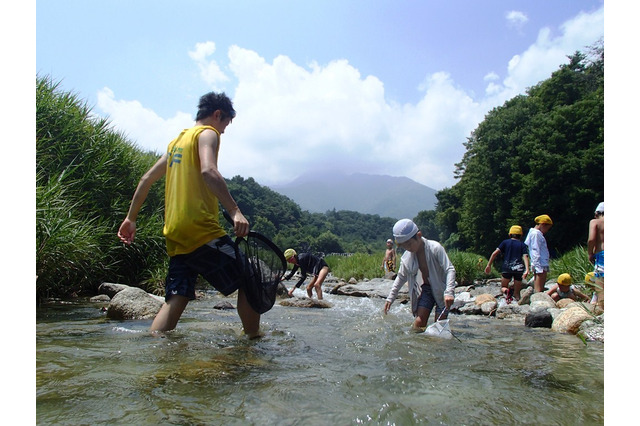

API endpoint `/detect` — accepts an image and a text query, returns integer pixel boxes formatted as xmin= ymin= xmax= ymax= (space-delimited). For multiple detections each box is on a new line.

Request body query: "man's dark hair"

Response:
xmin=196 ymin=92 xmax=236 ymax=121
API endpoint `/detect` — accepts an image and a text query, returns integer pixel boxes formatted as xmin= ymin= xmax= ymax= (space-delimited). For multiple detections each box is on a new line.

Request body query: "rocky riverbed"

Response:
xmin=94 ymin=275 xmax=604 ymax=343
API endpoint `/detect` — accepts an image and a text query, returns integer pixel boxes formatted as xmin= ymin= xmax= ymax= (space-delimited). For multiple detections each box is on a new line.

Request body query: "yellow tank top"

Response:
xmin=163 ymin=125 xmax=227 ymax=256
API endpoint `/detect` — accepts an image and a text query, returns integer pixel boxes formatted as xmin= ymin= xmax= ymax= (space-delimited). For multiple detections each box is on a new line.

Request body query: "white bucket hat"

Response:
xmin=393 ymin=219 xmax=419 ymax=244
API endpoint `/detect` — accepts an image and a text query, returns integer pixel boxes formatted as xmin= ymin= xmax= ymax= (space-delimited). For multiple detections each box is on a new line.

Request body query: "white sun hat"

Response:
xmin=393 ymin=219 xmax=419 ymax=244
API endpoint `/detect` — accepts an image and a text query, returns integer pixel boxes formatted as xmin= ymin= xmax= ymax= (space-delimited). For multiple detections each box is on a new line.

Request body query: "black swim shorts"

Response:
xmin=164 ymin=236 xmax=245 ymax=301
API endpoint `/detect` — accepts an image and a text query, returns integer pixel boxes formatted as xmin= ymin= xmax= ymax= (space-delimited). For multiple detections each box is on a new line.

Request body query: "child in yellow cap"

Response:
xmin=546 ymin=273 xmax=590 ymax=302
xmin=282 ymin=249 xmax=330 ymax=299
xmin=484 ymin=225 xmax=530 ymax=302
xmin=524 ymin=214 xmax=553 ymax=293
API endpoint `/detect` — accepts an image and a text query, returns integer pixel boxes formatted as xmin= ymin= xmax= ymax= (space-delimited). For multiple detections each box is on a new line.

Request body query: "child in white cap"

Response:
xmin=381 ymin=239 xmax=397 ymax=273
xmin=588 ymin=202 xmax=604 ymax=309
xmin=383 ymin=219 xmax=457 ymax=329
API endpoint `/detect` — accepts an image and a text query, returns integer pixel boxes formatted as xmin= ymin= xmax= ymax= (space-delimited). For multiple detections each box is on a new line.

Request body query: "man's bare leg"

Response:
xmin=150 ymin=295 xmax=189 ymax=333
xmin=236 ymin=288 xmax=262 ymax=338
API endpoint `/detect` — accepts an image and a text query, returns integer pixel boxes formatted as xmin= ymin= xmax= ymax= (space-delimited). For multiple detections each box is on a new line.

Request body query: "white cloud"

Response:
xmin=485 ymin=6 xmax=604 ymax=106
xmin=96 ymin=87 xmax=193 ymax=153
xmin=223 ymin=46 xmax=394 ymax=183
xmin=95 ymin=7 xmax=604 ymax=190
xmin=484 ymin=72 xmax=499 ymax=82
xmin=506 ymin=10 xmax=528 ymax=30
xmin=188 ymin=41 xmax=229 ymax=89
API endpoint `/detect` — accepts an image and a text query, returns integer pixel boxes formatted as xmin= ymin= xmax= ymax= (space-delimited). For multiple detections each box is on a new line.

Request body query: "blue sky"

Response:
xmin=36 ymin=1 xmax=606 ymax=190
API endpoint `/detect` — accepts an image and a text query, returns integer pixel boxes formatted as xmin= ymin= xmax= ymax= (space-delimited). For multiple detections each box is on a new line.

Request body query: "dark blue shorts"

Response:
xmin=417 ymin=284 xmax=444 ymax=317
xmin=501 ymin=271 xmax=524 ymax=281
xmin=165 ymin=236 xmax=245 ymax=301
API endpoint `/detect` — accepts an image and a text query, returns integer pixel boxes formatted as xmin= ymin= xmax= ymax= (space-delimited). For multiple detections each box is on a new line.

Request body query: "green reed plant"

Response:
xmin=36 ymin=75 xmax=168 ymax=300
xmin=446 ymin=250 xmax=489 ymax=285
xmin=36 ymin=171 xmax=114 ymax=300
xmin=549 ymin=245 xmax=594 ymax=292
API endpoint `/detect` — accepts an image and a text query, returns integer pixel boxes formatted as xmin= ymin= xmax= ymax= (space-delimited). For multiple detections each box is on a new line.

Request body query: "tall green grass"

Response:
xmin=325 ymin=250 xmax=489 ymax=284
xmin=36 ymin=171 xmax=113 ymax=298
xmin=446 ymin=250 xmax=490 ymax=285
xmin=36 ymin=75 xmax=167 ymax=301
xmin=325 ymin=252 xmax=387 ymax=281
xmin=549 ymin=245 xmax=595 ymax=292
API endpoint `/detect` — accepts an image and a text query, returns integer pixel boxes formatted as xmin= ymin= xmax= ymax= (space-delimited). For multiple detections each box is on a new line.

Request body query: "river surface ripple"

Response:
xmin=36 ymin=286 xmax=604 ymax=425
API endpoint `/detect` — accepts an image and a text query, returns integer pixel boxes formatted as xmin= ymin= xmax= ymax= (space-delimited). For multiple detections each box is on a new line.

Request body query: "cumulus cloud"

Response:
xmin=96 ymin=87 xmax=193 ymax=153
xmin=506 ymin=10 xmax=528 ymax=30
xmin=96 ymin=7 xmax=604 ymax=189
xmin=188 ymin=41 xmax=230 ymax=89
xmin=211 ymin=48 xmax=485 ymax=189
xmin=223 ymin=46 xmax=397 ymax=184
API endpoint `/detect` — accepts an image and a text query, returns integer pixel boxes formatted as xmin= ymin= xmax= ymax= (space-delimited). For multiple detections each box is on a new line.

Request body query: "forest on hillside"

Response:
xmin=35 ymin=41 xmax=603 ymax=299
xmin=424 ymin=42 xmax=604 ymax=257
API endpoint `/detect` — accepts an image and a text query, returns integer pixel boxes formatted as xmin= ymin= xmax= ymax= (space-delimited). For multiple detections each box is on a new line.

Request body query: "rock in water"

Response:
xmin=524 ymin=310 xmax=553 ymax=328
xmin=107 ymin=287 xmax=163 ymax=320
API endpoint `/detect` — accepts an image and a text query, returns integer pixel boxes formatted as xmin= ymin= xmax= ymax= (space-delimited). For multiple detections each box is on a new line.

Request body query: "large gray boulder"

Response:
xmin=530 ymin=292 xmax=557 ymax=311
xmin=107 ymin=287 xmax=163 ymax=320
xmin=279 ymin=297 xmax=333 ymax=308
xmin=98 ymin=282 xmax=130 ymax=298
xmin=331 ymin=278 xmax=407 ymax=301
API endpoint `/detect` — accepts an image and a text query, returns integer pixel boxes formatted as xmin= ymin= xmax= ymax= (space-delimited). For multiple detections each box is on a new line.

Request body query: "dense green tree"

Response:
xmin=432 ymin=186 xmax=463 ymax=249
xmin=438 ymin=42 xmax=604 ymax=256
xmin=313 ymin=231 xmax=344 ymax=254
xmin=413 ymin=210 xmax=439 ymax=241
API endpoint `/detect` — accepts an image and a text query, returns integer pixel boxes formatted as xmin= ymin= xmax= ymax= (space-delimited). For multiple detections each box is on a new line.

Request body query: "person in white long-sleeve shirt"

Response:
xmin=383 ymin=219 xmax=457 ymax=329
xmin=523 ymin=214 xmax=553 ymax=293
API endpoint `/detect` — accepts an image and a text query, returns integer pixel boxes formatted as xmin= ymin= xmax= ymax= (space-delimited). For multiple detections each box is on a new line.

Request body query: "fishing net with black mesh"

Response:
xmin=233 ymin=231 xmax=287 ymax=314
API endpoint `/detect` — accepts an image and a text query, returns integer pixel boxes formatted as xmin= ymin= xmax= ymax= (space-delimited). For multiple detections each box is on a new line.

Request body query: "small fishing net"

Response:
xmin=235 ymin=231 xmax=287 ymax=314
xmin=423 ymin=319 xmax=453 ymax=339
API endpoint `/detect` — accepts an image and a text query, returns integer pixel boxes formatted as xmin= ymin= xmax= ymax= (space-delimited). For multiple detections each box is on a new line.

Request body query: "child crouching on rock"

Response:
xmin=546 ymin=273 xmax=590 ymax=303
xmin=282 ymin=249 xmax=330 ymax=300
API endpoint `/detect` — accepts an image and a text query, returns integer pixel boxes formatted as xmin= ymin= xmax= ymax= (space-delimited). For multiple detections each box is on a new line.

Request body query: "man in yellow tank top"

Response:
xmin=118 ymin=92 xmax=261 ymax=338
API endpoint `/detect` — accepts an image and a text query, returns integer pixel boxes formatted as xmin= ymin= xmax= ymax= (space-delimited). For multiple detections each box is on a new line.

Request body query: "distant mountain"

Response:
xmin=270 ymin=172 xmax=438 ymax=219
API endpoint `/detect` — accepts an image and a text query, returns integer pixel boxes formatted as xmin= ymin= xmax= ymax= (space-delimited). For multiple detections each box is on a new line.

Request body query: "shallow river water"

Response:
xmin=36 ymin=284 xmax=604 ymax=425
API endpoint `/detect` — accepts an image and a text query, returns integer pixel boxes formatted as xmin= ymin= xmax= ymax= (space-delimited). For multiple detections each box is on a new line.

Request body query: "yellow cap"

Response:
xmin=509 ymin=225 xmax=523 ymax=235
xmin=535 ymin=214 xmax=553 ymax=225
xmin=584 ymin=271 xmax=596 ymax=285
xmin=284 ymin=249 xmax=297 ymax=260
xmin=557 ymin=273 xmax=572 ymax=286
